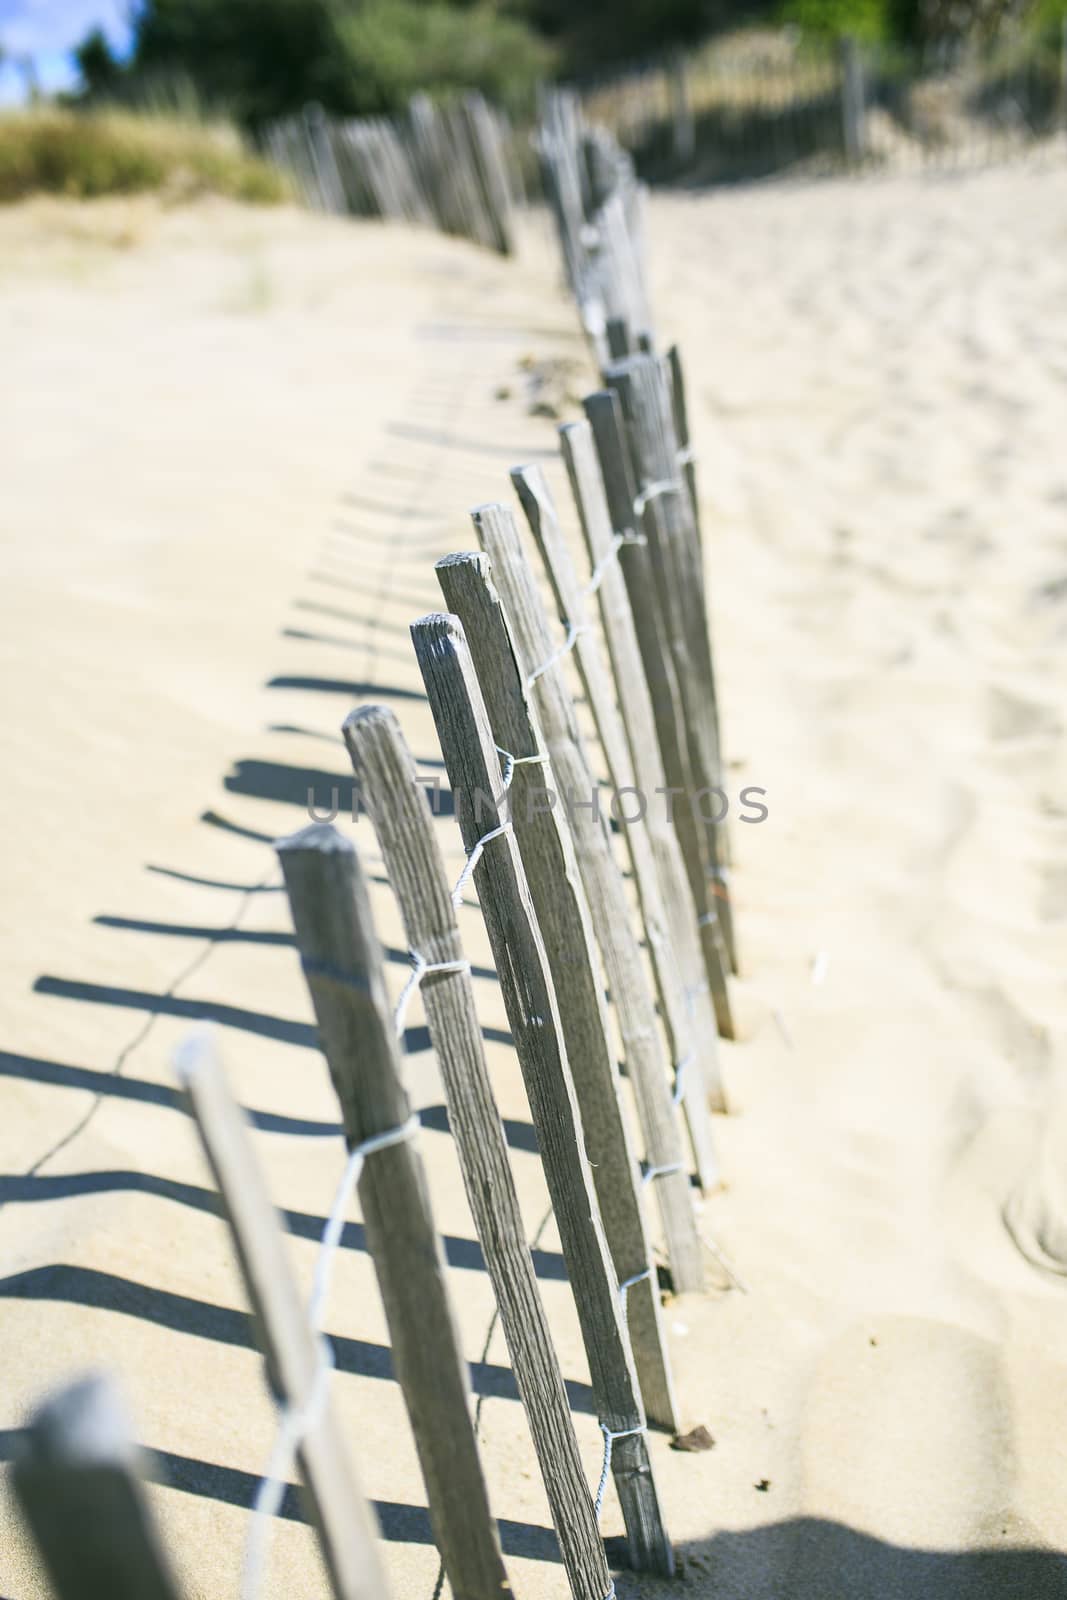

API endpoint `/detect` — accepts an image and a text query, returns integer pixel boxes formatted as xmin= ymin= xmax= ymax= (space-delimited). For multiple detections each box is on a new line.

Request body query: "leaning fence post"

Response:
xmin=470 ymin=504 xmax=704 ymax=1292
xmin=276 ymin=824 xmax=511 ymax=1600
xmin=411 ymin=611 xmax=675 ymax=1576
xmin=303 ymin=102 xmax=347 ymax=213
xmin=584 ymin=389 xmax=736 ymax=1031
xmin=341 ymin=704 xmax=613 ymax=1600
xmin=177 ymin=1036 xmax=389 ymax=1600
xmin=461 ymin=93 xmax=515 ymax=256
xmin=12 ymin=1372 xmax=185 ymax=1600
xmin=603 ymin=354 xmax=739 ymax=976
xmin=435 ymin=552 xmax=683 ymax=1424
xmin=839 ymin=36 xmax=867 ymax=166
xmin=558 ymin=416 xmax=733 ymax=1087
xmin=668 ymin=51 xmax=696 ymax=167
xmin=666 ymin=345 xmax=702 ymax=550
xmin=509 ymin=462 xmax=724 ymax=1169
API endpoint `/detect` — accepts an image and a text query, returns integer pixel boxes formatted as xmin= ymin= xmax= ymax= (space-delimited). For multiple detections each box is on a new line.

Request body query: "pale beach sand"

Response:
xmin=1 ymin=156 xmax=1066 ymax=1599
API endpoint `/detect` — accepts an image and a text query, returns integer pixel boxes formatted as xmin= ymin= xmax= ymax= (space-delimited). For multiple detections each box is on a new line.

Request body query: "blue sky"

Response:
xmin=0 ymin=1 xmax=134 ymax=104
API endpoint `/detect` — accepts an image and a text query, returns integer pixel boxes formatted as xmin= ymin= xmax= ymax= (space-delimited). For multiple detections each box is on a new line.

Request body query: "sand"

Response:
xmin=1 ymin=155 xmax=1066 ymax=1600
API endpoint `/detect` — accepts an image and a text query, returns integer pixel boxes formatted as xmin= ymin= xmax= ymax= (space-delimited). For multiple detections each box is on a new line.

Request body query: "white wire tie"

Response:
xmin=672 ymin=1052 xmax=693 ymax=1106
xmin=582 ymin=530 xmax=647 ymax=598
xmin=633 ymin=478 xmax=679 ymax=517
xmin=526 ymin=620 xmax=588 ymax=687
xmin=242 ymin=1340 xmax=334 ymax=1600
xmin=451 ymin=822 xmax=510 ymax=908
xmin=617 ymin=1266 xmax=652 ymax=1320
xmin=642 ymin=1160 xmax=684 ymax=1186
xmin=594 ymin=1419 xmax=647 ymax=1519
xmin=243 ymin=1111 xmax=420 ymax=1600
xmin=677 ymin=444 xmax=697 ymax=467
xmin=393 ymin=951 xmax=472 ymax=1039
xmin=450 ymin=746 xmax=548 ymax=907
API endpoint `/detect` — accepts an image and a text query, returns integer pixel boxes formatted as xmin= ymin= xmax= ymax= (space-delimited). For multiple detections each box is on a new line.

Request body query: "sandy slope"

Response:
xmin=1 ymin=158 xmax=1066 ymax=1600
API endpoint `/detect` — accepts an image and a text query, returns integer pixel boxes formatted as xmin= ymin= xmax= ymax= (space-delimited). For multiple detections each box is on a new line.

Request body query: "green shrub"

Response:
xmin=779 ymin=0 xmax=892 ymax=41
xmin=125 ymin=0 xmax=550 ymax=126
xmin=0 ymin=107 xmax=289 ymax=203
xmin=336 ymin=0 xmax=552 ymax=114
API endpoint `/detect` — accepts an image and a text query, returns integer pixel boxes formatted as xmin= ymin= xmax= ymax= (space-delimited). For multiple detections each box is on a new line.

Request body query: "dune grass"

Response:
xmin=0 ymin=106 xmax=288 ymax=204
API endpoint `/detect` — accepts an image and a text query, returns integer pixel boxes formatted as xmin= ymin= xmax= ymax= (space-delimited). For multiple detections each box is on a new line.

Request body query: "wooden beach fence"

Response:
xmin=11 ymin=111 xmax=753 ymax=1599
xmin=535 ymin=97 xmax=741 ymax=984
xmin=536 ymin=89 xmax=653 ymax=364
xmin=265 ymin=92 xmax=515 ymax=254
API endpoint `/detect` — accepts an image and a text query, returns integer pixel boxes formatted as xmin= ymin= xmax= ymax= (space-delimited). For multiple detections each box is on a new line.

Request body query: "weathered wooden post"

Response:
xmin=178 ymin=1036 xmax=388 ymax=1600
xmin=667 ymin=344 xmax=702 ymax=549
xmin=509 ymin=460 xmax=725 ymax=1154
xmin=584 ymin=388 xmax=736 ymax=1024
xmin=470 ymin=503 xmax=705 ymax=1287
xmin=669 ymin=51 xmax=696 ymax=167
xmin=461 ymin=92 xmax=515 ymax=255
xmin=558 ymin=415 xmax=734 ymax=1068
xmin=12 ymin=1373 xmax=185 ymax=1600
xmin=342 ymin=703 xmax=613 ymax=1600
xmin=411 ymin=610 xmax=675 ymax=1575
xmin=602 ymin=353 xmax=739 ymax=976
xmin=277 ymin=824 xmax=511 ymax=1600
xmin=302 ymin=102 xmax=347 ymax=213
xmin=839 ymin=36 xmax=867 ymax=166
xmin=435 ymin=552 xmax=683 ymax=1427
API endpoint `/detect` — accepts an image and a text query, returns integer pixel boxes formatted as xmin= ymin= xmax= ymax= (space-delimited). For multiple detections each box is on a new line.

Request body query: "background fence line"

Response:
xmin=265 ymin=92 xmax=516 ymax=254
xmin=573 ymin=24 xmax=1067 ymax=185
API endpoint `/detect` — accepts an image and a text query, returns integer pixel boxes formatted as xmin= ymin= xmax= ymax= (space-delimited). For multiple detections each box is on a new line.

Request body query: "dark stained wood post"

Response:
xmin=277 ymin=824 xmax=511 ymax=1600
xmin=411 ymin=610 xmax=675 ymax=1576
xmin=342 ymin=704 xmax=612 ymax=1600
xmin=12 ymin=1373 xmax=186 ymax=1600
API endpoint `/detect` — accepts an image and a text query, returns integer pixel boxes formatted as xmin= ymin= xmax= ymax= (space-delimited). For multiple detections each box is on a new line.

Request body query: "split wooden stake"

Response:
xmin=602 ymin=353 xmax=738 ymax=974
xmin=557 ymin=417 xmax=731 ymax=1102
xmin=342 ymin=703 xmax=612 ymax=1600
xmin=584 ymin=388 xmax=736 ymax=1032
xmin=411 ymin=610 xmax=674 ymax=1576
xmin=472 ymin=501 xmax=704 ymax=1292
xmin=435 ymin=551 xmax=680 ymax=1427
xmin=179 ymin=1038 xmax=388 ymax=1600
xmin=277 ymin=824 xmax=511 ymax=1600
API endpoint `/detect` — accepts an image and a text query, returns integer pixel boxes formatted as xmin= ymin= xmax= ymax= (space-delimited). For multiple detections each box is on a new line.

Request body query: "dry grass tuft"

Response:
xmin=0 ymin=106 xmax=289 ymax=205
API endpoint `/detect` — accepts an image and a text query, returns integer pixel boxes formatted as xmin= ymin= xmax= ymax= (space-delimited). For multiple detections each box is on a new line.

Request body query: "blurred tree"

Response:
xmin=337 ymin=0 xmax=551 ymax=110
xmin=74 ymin=27 xmax=123 ymax=97
xmin=780 ymin=0 xmax=891 ymax=40
xmin=113 ymin=0 xmax=547 ymax=125
xmin=512 ymin=0 xmax=715 ymax=67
